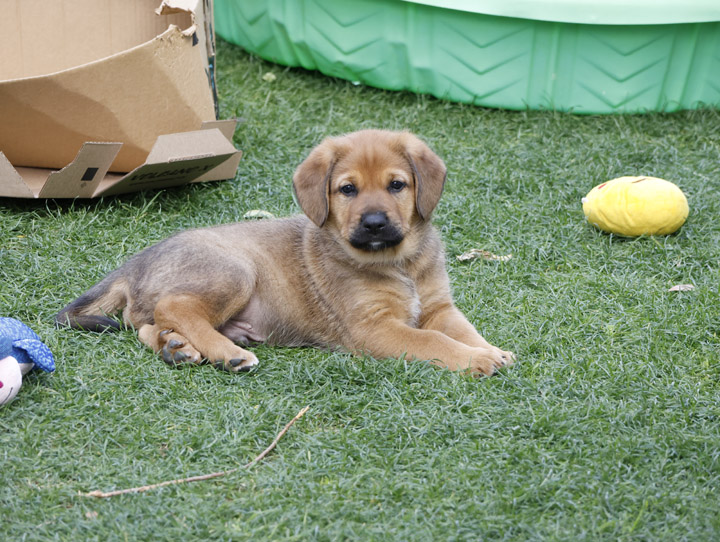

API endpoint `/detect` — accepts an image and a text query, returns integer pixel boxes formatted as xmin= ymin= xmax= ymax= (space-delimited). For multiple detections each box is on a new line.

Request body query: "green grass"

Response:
xmin=1 ymin=39 xmax=719 ymax=541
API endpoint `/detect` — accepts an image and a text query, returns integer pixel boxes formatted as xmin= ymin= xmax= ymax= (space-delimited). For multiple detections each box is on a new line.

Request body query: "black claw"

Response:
xmin=168 ymin=339 xmax=184 ymax=349
xmin=229 ymin=358 xmax=245 ymax=367
xmin=173 ymin=351 xmax=188 ymax=362
xmin=161 ymin=348 xmax=180 ymax=367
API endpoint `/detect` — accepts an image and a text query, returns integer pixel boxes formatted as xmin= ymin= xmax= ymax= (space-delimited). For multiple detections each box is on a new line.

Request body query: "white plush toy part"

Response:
xmin=0 ymin=318 xmax=55 ymax=407
xmin=0 ymin=338 xmax=24 ymax=405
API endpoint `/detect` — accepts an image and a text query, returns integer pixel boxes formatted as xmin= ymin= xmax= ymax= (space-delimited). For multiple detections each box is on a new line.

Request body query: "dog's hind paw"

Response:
xmin=138 ymin=325 xmax=202 ymax=368
xmin=159 ymin=332 xmax=202 ymax=368
xmin=214 ymin=348 xmax=259 ymax=373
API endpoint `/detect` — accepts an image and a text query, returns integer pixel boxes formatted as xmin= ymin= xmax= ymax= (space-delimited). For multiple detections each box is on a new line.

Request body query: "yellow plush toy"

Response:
xmin=582 ymin=176 xmax=689 ymax=236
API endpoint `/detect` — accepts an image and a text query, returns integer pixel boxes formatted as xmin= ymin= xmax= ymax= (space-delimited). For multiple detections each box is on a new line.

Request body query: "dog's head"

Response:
xmin=293 ymin=130 xmax=446 ymax=261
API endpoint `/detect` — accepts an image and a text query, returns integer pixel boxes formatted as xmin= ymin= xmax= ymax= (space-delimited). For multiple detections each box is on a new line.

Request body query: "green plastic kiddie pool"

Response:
xmin=214 ymin=0 xmax=720 ymax=113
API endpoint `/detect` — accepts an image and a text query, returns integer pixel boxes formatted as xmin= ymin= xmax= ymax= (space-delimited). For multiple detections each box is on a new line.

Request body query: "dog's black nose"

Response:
xmin=361 ymin=212 xmax=388 ymax=234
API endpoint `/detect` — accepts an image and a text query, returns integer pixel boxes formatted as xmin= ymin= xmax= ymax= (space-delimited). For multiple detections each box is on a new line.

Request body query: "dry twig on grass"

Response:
xmin=84 ymin=405 xmax=310 ymax=498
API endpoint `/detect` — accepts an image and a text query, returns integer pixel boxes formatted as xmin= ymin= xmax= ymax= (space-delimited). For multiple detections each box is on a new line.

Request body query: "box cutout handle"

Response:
xmin=81 ymin=167 xmax=99 ymax=182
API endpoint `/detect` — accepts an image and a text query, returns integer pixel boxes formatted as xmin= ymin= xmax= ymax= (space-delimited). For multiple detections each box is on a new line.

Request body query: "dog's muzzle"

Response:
xmin=349 ymin=211 xmax=404 ymax=251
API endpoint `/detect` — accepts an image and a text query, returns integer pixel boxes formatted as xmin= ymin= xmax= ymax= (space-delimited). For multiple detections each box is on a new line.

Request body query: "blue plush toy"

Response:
xmin=0 ymin=317 xmax=55 ymax=407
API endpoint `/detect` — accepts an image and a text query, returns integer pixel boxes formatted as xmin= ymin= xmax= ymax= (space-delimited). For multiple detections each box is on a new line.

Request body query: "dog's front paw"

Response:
xmin=469 ymin=347 xmax=515 ymax=376
xmin=494 ymin=347 xmax=515 ymax=368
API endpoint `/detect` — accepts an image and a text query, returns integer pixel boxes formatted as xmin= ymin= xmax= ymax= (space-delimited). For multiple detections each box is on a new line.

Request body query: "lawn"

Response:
xmin=1 ymin=39 xmax=719 ymax=541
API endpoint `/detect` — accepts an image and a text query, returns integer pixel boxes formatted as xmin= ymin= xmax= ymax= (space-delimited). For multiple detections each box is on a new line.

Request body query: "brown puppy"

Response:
xmin=56 ymin=130 xmax=514 ymax=375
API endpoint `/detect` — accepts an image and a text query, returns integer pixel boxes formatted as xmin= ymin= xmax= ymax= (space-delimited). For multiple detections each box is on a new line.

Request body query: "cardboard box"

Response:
xmin=0 ymin=0 xmax=242 ymax=198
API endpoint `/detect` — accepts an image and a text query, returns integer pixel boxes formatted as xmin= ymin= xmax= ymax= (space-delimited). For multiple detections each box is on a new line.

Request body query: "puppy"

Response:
xmin=56 ymin=130 xmax=514 ymax=376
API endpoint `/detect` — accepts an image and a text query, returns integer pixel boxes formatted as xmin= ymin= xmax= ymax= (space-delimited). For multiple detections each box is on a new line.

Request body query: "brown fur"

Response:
xmin=56 ymin=130 xmax=514 ymax=375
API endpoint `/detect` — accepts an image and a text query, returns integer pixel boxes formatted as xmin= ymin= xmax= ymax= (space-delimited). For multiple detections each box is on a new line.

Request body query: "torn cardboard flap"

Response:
xmin=0 ymin=121 xmax=242 ymax=199
xmin=39 ymin=142 xmax=123 ymax=199
xmin=0 ymin=154 xmax=34 ymax=199
xmin=97 ymin=127 xmax=240 ymax=197
xmin=0 ymin=0 xmax=237 ymax=199
xmin=157 ymin=0 xmax=200 ymax=36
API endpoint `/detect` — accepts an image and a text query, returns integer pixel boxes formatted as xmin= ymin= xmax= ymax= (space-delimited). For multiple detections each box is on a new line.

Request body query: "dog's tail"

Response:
xmin=55 ymin=275 xmax=128 ymax=332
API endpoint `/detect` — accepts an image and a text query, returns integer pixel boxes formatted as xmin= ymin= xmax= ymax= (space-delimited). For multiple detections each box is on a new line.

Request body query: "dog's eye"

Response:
xmin=388 ymin=180 xmax=406 ymax=192
xmin=339 ymin=184 xmax=357 ymax=196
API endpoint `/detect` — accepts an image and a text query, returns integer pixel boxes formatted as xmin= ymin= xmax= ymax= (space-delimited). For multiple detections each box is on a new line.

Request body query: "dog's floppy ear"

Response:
xmin=292 ymin=139 xmax=339 ymax=227
xmin=401 ymin=133 xmax=447 ymax=220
